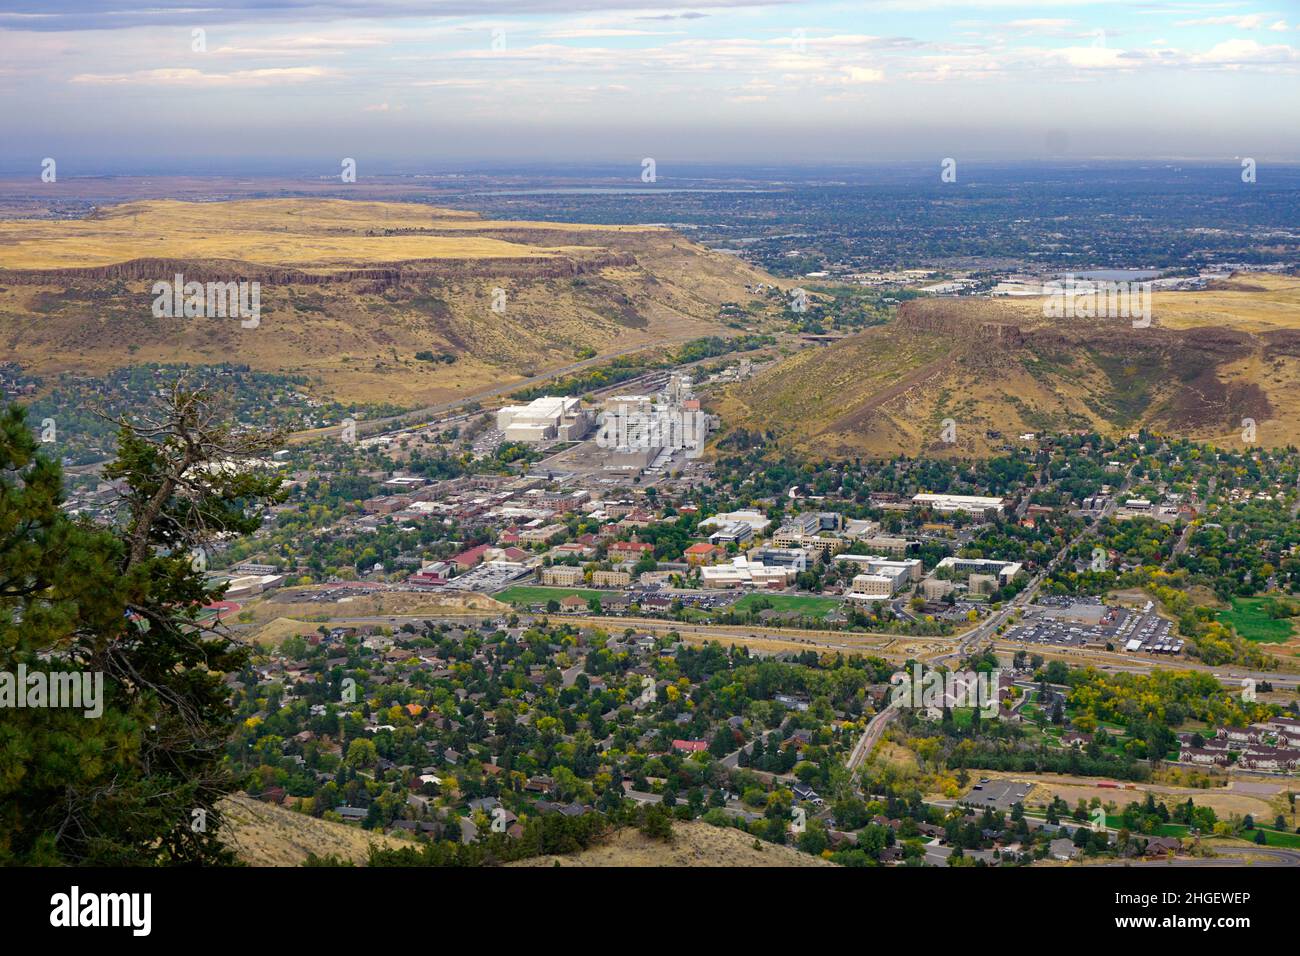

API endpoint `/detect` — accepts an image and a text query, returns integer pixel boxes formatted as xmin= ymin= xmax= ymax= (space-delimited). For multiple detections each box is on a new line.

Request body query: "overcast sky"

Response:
xmin=1 ymin=1 xmax=1297 ymax=173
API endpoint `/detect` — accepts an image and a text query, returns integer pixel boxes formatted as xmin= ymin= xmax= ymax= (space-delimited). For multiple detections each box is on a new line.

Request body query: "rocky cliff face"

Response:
xmin=0 ymin=251 xmax=636 ymax=288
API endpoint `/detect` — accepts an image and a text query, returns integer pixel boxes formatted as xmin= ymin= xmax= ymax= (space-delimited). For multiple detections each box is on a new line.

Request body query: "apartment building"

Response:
xmin=932 ymin=556 xmax=1024 ymax=586
xmin=517 ymin=522 xmax=568 ymax=545
xmin=837 ymin=554 xmax=923 ymax=588
xmin=541 ymin=566 xmax=584 ymax=587
xmin=858 ymin=535 xmax=918 ymax=556
xmin=846 ymin=574 xmax=896 ymax=600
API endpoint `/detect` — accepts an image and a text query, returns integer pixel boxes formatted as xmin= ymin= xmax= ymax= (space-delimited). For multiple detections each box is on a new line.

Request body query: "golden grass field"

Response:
xmin=0 ymin=198 xmax=661 ymax=271
xmin=991 ymin=273 xmax=1300 ymax=334
xmin=507 ymin=820 xmax=835 ymax=867
xmin=219 ymin=794 xmax=412 ymax=866
xmin=0 ymin=199 xmax=769 ymax=406
xmin=238 ymin=587 xmax=512 ymax=645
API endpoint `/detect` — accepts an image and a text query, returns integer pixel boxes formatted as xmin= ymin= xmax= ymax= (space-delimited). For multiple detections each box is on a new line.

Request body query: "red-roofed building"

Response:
xmin=453 ymin=544 xmax=491 ymax=570
xmin=408 ymin=569 xmax=447 ymax=587
xmin=672 ymin=739 xmax=708 ymax=753
xmin=683 ymin=542 xmax=720 ymax=566
xmin=608 ymin=539 xmax=653 ymax=559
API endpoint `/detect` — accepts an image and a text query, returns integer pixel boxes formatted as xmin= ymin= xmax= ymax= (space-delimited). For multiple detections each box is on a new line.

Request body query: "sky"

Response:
xmin=1 ymin=1 xmax=1298 ymax=172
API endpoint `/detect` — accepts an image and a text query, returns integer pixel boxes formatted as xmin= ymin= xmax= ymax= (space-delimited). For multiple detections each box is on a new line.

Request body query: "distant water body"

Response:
xmin=472 ymin=187 xmax=767 ymax=195
xmin=1064 ymin=269 xmax=1163 ymax=281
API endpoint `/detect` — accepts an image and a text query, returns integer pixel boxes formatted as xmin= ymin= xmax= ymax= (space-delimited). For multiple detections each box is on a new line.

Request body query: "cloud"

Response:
xmin=1176 ymin=14 xmax=1273 ymax=30
xmin=1196 ymin=37 xmax=1297 ymax=64
xmin=843 ymin=66 xmax=886 ymax=83
xmin=70 ymin=66 xmax=336 ymax=86
xmin=0 ymin=1 xmax=745 ymax=32
xmin=541 ymin=28 xmax=681 ymax=38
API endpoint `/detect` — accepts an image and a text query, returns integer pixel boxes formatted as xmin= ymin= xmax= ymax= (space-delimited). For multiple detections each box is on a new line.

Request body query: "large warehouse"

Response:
xmin=496 ymin=396 xmax=590 ymax=443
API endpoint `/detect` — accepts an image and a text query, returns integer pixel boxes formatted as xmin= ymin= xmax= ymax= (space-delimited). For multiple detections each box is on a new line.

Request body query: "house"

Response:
xmin=1178 ymin=746 xmax=1230 ymax=766
xmin=525 ymin=775 xmax=554 ymax=793
xmin=1143 ymin=836 xmax=1182 ymax=857
xmin=672 ymin=739 xmax=708 ymax=753
xmin=558 ymin=594 xmax=588 ymax=613
xmin=1237 ymin=747 xmax=1300 ymax=771
xmin=1218 ymin=726 xmax=1260 ymax=745
xmin=1049 ymin=838 xmax=1080 ymax=861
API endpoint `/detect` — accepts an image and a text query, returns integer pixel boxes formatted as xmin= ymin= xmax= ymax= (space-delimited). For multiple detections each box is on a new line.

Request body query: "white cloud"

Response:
xmin=844 ymin=66 xmax=886 ymax=83
xmin=1176 ymin=14 xmax=1272 ymax=30
xmin=70 ymin=66 xmax=335 ymax=86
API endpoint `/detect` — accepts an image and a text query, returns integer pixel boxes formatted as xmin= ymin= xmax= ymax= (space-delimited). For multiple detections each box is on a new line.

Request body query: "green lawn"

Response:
xmin=496 ymin=585 xmax=607 ymax=605
xmin=732 ymin=593 xmax=843 ymax=620
xmin=1102 ymin=816 xmax=1300 ymax=848
xmin=1216 ymin=598 xmax=1297 ymax=643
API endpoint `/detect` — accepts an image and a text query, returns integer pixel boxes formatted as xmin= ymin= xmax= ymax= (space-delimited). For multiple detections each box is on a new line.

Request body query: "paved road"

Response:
xmin=932 ymin=461 xmax=1139 ymax=667
xmin=846 ymin=700 xmax=900 ymax=774
xmin=721 ymin=729 xmax=778 ymax=770
xmin=1097 ymin=845 xmax=1300 ymax=867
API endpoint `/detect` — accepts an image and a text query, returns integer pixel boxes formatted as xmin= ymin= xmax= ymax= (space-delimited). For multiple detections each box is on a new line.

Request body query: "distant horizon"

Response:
xmin=2 ymin=1 xmax=1297 ymax=169
xmin=4 ymin=157 xmax=1300 ymax=181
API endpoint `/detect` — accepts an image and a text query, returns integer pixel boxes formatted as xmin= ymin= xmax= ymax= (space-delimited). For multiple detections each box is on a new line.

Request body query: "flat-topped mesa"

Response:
xmin=0 ymin=251 xmax=637 ymax=288
xmin=895 ymin=301 xmax=1025 ymax=347
xmin=977 ymin=322 xmax=1026 ymax=347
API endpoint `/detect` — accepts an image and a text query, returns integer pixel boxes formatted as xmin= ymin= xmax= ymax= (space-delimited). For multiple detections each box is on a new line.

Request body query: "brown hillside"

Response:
xmin=507 ymin=821 xmax=836 ymax=867
xmin=719 ymin=278 xmax=1300 ymax=457
xmin=0 ymin=199 xmax=771 ymax=406
xmin=219 ymin=794 xmax=411 ymax=866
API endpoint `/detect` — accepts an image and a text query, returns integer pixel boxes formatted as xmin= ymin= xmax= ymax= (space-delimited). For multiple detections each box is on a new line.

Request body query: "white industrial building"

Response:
xmin=496 ymin=396 xmax=590 ymax=443
xmin=700 ymin=556 xmax=796 ymax=589
xmin=911 ymin=493 xmax=1006 ymax=515
xmin=698 ymin=510 xmax=772 ymax=535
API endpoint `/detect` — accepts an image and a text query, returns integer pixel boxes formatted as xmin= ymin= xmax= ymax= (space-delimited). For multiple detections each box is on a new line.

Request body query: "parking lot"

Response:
xmin=962 ymin=778 xmax=1033 ymax=811
xmin=1005 ymin=601 xmax=1184 ymax=658
xmin=446 ymin=562 xmax=532 ymax=592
